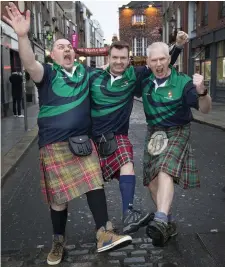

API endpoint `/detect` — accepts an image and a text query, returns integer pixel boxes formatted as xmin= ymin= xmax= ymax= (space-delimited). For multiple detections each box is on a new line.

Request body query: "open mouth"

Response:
xmin=64 ymin=54 xmax=72 ymax=63
xmin=156 ymin=68 xmax=164 ymax=76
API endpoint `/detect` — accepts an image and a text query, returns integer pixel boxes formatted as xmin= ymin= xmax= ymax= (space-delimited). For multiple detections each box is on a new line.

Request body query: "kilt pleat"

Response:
xmin=143 ymin=124 xmax=200 ymax=189
xmin=96 ymin=135 xmax=133 ymax=181
xmin=40 ymin=141 xmax=104 ymax=205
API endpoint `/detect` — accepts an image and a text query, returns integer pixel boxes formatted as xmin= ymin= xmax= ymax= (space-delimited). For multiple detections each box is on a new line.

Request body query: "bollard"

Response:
xmin=22 ymin=67 xmax=28 ymax=131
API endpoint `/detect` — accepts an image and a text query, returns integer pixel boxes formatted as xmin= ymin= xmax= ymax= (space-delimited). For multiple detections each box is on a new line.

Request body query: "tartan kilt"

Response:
xmin=40 ymin=141 xmax=104 ymax=205
xmin=143 ymin=124 xmax=200 ymax=189
xmin=95 ymin=135 xmax=133 ymax=181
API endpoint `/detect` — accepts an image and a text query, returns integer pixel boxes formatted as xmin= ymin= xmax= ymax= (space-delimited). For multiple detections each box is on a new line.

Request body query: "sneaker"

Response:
xmin=14 ymin=115 xmax=18 ymax=117
xmin=97 ymin=221 xmax=132 ymax=253
xmin=47 ymin=235 xmax=65 ymax=265
xmin=146 ymin=219 xmax=170 ymax=247
xmin=18 ymin=115 xmax=24 ymax=118
xmin=123 ymin=207 xmax=152 ymax=234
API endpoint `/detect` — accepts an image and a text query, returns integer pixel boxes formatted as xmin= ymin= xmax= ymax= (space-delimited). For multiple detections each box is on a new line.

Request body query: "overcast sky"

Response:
xmin=82 ymin=0 xmax=129 ymax=44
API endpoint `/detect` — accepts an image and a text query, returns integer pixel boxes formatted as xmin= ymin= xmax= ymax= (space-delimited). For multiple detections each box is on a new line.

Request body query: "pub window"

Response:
xmin=216 ymin=41 xmax=225 ymax=87
xmin=202 ymin=2 xmax=208 ymax=26
xmin=132 ymin=37 xmax=147 ymax=56
xmin=136 ymin=37 xmax=142 ymax=56
xmin=132 ymin=15 xmax=146 ymax=25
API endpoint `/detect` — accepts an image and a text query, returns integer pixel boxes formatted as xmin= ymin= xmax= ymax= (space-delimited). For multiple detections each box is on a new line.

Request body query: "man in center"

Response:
xmin=89 ymin=32 xmax=188 ymax=234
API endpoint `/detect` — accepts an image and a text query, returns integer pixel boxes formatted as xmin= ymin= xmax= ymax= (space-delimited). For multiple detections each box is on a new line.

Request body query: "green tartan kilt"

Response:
xmin=143 ymin=123 xmax=200 ymax=189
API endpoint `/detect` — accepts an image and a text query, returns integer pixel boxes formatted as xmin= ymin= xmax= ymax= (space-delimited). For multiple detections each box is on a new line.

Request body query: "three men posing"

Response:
xmin=4 ymin=2 xmax=211 ymax=265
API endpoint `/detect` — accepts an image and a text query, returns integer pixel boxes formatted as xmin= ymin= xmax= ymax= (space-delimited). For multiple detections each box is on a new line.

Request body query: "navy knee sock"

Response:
xmin=119 ymin=175 xmax=136 ymax=214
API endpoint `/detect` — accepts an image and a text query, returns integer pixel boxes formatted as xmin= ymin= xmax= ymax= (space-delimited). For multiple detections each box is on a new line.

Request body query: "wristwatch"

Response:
xmin=198 ymin=88 xmax=208 ymax=97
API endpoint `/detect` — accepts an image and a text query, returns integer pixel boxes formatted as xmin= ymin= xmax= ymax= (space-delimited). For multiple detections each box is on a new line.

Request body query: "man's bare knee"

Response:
xmin=158 ymin=172 xmax=173 ymax=184
xmin=51 ymin=202 xmax=68 ymax=211
xmin=120 ymin=162 xmax=134 ymax=175
xmin=148 ymin=175 xmax=158 ymax=190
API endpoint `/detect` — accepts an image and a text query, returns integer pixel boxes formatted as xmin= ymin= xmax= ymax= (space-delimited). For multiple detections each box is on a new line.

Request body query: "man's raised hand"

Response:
xmin=3 ymin=2 xmax=30 ymax=37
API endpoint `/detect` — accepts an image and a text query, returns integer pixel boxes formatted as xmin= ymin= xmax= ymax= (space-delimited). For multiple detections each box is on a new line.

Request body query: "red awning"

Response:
xmin=75 ymin=47 xmax=109 ymax=56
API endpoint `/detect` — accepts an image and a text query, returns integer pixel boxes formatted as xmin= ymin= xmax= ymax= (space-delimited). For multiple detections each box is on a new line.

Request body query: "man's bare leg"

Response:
xmin=146 ymin=172 xmax=176 ymax=246
xmin=148 ymin=176 xmax=159 ymax=207
xmin=156 ymin=172 xmax=174 ymax=216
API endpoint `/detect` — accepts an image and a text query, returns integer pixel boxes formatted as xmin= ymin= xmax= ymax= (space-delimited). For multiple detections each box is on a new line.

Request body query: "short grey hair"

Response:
xmin=146 ymin=42 xmax=170 ymax=58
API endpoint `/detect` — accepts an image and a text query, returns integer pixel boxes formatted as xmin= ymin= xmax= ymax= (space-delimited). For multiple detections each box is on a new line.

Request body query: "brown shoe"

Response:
xmin=47 ymin=235 xmax=65 ymax=265
xmin=97 ymin=221 xmax=132 ymax=253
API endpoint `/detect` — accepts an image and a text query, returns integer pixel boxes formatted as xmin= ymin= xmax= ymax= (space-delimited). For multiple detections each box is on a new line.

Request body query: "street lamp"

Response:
xmin=44 ymin=21 xmax=51 ymax=32
xmin=38 ymin=21 xmax=52 ymax=40
xmin=169 ymin=17 xmax=176 ymax=30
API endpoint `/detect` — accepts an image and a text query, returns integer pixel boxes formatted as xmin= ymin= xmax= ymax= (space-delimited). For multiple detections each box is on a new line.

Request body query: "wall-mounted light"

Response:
xmin=148 ymin=4 xmax=153 ymax=7
xmin=125 ymin=6 xmax=129 ymax=9
xmin=79 ymin=56 xmax=86 ymax=62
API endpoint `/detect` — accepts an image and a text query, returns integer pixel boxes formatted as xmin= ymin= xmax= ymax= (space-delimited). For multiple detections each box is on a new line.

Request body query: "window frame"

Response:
xmin=218 ymin=1 xmax=225 ymax=19
xmin=202 ymin=2 xmax=208 ymax=26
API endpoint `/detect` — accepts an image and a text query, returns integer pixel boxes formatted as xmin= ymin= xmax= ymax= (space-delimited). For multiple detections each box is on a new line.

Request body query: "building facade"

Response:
xmin=1 ymin=1 xmax=42 ymax=117
xmin=92 ymin=19 xmax=104 ymax=67
xmin=119 ymin=1 xmax=163 ymax=66
xmin=162 ymin=1 xmax=225 ymax=102
xmin=1 ymin=1 xmax=105 ymax=118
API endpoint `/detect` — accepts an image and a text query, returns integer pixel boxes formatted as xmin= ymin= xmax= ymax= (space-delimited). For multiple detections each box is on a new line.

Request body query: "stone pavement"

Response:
xmin=134 ymin=98 xmax=225 ymax=131
xmin=0 ymin=235 xmax=218 ymax=267
xmin=1 ymin=104 xmax=39 ymax=183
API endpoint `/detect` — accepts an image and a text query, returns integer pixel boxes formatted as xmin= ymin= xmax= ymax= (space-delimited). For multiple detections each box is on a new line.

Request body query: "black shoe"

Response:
xmin=148 ymin=213 xmax=178 ymax=237
xmin=123 ymin=208 xmax=152 ymax=234
xmin=146 ymin=219 xmax=170 ymax=247
xmin=167 ymin=221 xmax=178 ymax=237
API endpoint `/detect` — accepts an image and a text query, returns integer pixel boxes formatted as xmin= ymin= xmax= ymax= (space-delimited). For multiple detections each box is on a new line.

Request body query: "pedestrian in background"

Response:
xmin=9 ymin=69 xmax=24 ymax=118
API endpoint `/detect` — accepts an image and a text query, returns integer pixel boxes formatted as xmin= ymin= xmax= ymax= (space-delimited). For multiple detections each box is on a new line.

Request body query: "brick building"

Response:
xmin=119 ymin=1 xmax=163 ymax=66
xmin=162 ymin=1 xmax=225 ymax=102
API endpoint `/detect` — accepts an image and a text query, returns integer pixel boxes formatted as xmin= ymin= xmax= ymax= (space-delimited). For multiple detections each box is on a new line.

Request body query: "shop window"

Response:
xmin=216 ymin=41 xmax=225 ymax=87
xmin=194 ymin=47 xmax=211 ymax=93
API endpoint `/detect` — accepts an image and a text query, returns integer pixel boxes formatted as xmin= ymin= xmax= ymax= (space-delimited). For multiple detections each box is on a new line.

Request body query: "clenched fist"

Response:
xmin=193 ymin=73 xmax=205 ymax=94
xmin=176 ymin=31 xmax=189 ymax=46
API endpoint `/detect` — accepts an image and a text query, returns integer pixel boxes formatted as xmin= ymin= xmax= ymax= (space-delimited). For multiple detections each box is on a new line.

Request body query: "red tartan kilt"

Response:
xmin=40 ymin=141 xmax=104 ymax=205
xmin=96 ymin=135 xmax=133 ymax=181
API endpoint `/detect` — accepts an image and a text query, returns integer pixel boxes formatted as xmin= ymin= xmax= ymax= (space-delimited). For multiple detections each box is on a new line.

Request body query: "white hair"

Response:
xmin=146 ymin=42 xmax=170 ymax=58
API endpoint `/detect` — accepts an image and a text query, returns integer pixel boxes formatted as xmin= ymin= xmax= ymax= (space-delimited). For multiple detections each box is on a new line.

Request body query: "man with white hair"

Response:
xmin=139 ymin=42 xmax=212 ymax=246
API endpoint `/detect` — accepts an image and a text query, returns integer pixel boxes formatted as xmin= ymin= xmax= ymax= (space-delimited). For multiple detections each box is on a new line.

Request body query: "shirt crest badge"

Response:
xmin=168 ymin=91 xmax=173 ymax=98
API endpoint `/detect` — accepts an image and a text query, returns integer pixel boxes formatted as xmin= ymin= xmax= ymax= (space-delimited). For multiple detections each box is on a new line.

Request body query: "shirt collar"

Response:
xmin=52 ymin=61 xmax=79 ymax=77
xmin=104 ymin=66 xmax=129 ymax=79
